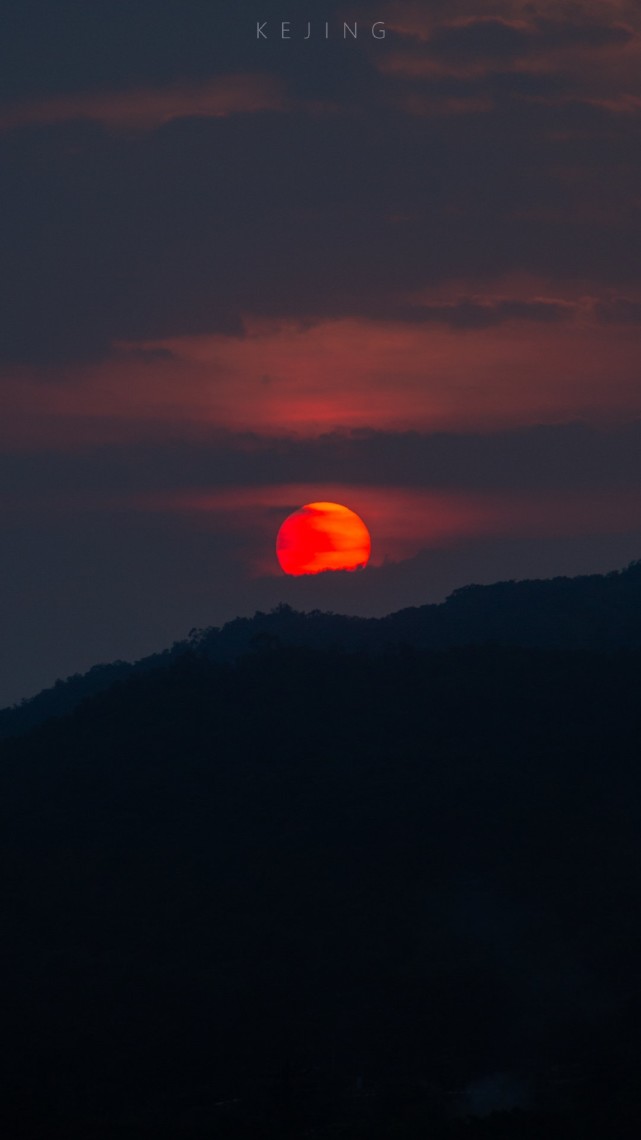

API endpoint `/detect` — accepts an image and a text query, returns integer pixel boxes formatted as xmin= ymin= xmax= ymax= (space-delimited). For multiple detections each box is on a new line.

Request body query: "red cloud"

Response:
xmin=2 ymin=283 xmax=641 ymax=450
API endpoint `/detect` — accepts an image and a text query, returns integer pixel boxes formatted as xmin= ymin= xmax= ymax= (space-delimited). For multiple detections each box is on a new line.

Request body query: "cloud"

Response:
xmin=4 ymin=450 xmax=641 ymax=579
xmin=390 ymin=297 xmax=575 ymax=327
xmin=2 ymin=294 xmax=641 ymax=448
xmin=424 ymin=16 xmax=633 ymax=66
xmin=594 ymin=296 xmax=641 ymax=324
xmin=379 ymin=0 xmax=640 ymax=113
xmin=5 ymin=419 xmax=641 ymax=502
xmin=134 ymin=478 xmax=641 ymax=577
xmin=2 ymin=52 xmax=641 ymax=368
xmin=0 ymin=75 xmax=285 ymax=134
xmin=132 ymin=483 xmax=500 ymax=574
xmin=119 ymin=309 xmax=641 ymax=434
xmin=428 ymin=18 xmax=534 ymax=62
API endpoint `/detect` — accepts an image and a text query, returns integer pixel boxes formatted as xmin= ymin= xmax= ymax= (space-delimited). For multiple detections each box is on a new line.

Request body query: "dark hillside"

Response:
xmin=1 ymin=642 xmax=641 ymax=1136
xmin=3 ymin=560 xmax=641 ymax=740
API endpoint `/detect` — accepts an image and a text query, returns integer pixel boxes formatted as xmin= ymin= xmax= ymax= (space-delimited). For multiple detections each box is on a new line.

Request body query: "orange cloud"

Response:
xmin=0 ymin=74 xmax=285 ymax=133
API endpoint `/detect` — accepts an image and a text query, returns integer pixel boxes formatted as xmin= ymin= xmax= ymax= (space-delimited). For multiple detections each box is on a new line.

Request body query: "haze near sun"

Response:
xmin=276 ymin=502 xmax=371 ymax=576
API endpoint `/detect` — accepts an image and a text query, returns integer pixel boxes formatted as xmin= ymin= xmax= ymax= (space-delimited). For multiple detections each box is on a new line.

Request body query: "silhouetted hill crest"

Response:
xmin=2 ymin=559 xmax=641 ymax=739
xmin=3 ymin=569 xmax=641 ymax=1134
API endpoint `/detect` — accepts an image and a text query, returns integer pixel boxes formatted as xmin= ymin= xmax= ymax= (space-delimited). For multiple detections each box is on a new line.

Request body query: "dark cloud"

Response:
xmin=425 ymin=17 xmax=633 ymax=64
xmin=0 ymin=0 xmax=376 ymax=101
xmin=0 ymin=75 xmax=286 ymax=133
xmin=0 ymin=0 xmax=639 ymax=365
xmin=428 ymin=19 xmax=535 ymax=61
xmin=391 ymin=295 xmax=641 ymax=330
xmin=535 ymin=17 xmax=633 ymax=51
xmin=594 ymin=297 xmax=641 ymax=324
xmin=3 ymin=422 xmax=641 ymax=497
xmin=391 ymin=298 xmax=573 ymax=327
xmin=1 ymin=94 xmax=640 ymax=364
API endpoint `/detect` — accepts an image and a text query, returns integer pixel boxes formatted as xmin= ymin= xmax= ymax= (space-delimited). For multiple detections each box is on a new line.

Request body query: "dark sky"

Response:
xmin=1 ymin=0 xmax=641 ymax=703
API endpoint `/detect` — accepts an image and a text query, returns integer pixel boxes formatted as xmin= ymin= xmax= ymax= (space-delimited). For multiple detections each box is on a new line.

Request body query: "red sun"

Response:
xmin=276 ymin=502 xmax=371 ymax=576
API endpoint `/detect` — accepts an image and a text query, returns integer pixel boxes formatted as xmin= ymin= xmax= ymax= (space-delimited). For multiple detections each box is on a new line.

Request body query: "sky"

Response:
xmin=1 ymin=0 xmax=641 ymax=704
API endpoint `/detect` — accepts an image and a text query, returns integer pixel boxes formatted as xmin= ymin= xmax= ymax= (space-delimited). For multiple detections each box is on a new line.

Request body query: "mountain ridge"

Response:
xmin=2 ymin=558 xmax=641 ymax=740
xmin=2 ymin=563 xmax=641 ymax=1135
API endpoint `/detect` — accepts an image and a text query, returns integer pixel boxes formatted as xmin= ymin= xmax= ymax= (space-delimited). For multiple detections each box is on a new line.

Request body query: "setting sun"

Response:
xmin=276 ymin=502 xmax=371 ymax=576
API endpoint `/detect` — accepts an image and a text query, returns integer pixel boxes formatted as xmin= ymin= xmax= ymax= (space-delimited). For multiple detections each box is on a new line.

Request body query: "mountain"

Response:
xmin=2 ymin=568 xmax=641 ymax=1136
xmin=3 ymin=559 xmax=641 ymax=741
